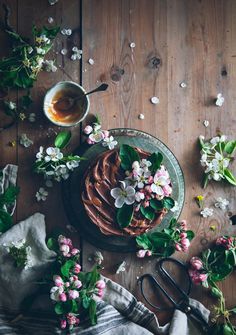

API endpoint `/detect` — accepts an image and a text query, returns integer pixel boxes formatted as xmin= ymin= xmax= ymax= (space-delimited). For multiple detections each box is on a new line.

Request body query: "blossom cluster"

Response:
xmin=188 ymin=257 xmax=208 ymax=285
xmin=111 ymin=159 xmax=172 ymax=211
xmin=216 ymin=236 xmax=236 ymax=250
xmin=136 ymin=219 xmax=194 ymax=258
xmin=199 ymin=135 xmax=236 ymax=187
xmin=83 ymin=121 xmax=117 ymax=150
xmin=34 ymin=146 xmax=81 ymax=183
xmin=4 ymin=239 xmax=33 ymax=270
xmin=49 ymin=235 xmax=105 ymax=331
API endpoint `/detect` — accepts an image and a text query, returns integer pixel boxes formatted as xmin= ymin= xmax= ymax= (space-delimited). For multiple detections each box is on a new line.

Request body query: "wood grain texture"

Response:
xmin=0 ymin=0 xmax=236 ymax=327
xmin=81 ymin=0 xmax=236 ymax=323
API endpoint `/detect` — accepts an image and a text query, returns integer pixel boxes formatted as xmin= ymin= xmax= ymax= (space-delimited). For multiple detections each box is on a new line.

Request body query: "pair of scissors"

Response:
xmin=138 ymin=257 xmax=210 ymax=334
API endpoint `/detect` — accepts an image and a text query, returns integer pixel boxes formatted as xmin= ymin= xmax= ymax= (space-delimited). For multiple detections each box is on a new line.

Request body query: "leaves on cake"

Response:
xmin=119 ymin=144 xmax=140 ymax=171
xmin=140 ymin=205 xmax=155 ymax=220
xmin=117 ymin=204 xmax=134 ymax=228
xmin=149 ymin=152 xmax=163 ymax=173
xmin=150 ymin=197 xmax=175 ymax=211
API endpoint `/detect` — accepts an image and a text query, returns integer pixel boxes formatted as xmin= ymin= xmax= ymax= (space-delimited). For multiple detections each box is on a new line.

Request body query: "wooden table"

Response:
xmin=0 ymin=0 xmax=236 ymax=327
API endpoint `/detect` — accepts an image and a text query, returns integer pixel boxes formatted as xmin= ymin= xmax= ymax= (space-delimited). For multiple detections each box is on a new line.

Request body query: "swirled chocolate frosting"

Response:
xmin=82 ymin=148 xmax=167 ymax=236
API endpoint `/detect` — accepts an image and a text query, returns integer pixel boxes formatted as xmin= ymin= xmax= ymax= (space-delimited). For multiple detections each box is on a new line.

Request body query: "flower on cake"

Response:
xmin=111 ymin=181 xmax=136 ymax=208
xmin=102 ymin=135 xmax=118 ymax=150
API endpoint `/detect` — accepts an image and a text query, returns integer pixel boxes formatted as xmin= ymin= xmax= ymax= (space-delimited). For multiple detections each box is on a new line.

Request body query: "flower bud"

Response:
xmin=181 ymin=238 xmax=190 ymax=249
xmin=71 ymin=248 xmax=80 ymax=256
xmin=59 ymin=293 xmax=67 ymax=302
xmin=180 ymin=232 xmax=187 ymax=238
xmin=146 ymin=250 xmax=152 ymax=257
xmin=60 ymin=320 xmax=67 ymax=329
xmin=136 ymin=249 xmax=147 ymax=258
xmin=175 ymin=243 xmax=182 ymax=252
xmin=87 ymin=138 xmax=95 ymax=145
xmin=53 ymin=275 xmax=64 ymax=287
xmin=190 ymin=257 xmax=203 ymax=270
xmin=68 ymin=290 xmax=79 ymax=300
xmin=199 ymin=273 xmax=208 ymax=282
xmin=96 ymin=280 xmax=106 ymax=289
xmin=73 ymin=263 xmax=81 ymax=274
xmin=97 ymin=289 xmax=104 ymax=297
xmin=83 ymin=125 xmax=93 ymax=135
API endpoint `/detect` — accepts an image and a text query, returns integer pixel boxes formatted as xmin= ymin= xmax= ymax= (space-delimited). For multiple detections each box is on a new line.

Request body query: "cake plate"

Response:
xmin=62 ymin=128 xmax=185 ymax=252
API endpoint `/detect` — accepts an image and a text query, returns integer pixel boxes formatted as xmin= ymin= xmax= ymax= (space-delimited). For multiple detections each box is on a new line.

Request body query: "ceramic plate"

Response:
xmin=62 ymin=128 xmax=185 ymax=252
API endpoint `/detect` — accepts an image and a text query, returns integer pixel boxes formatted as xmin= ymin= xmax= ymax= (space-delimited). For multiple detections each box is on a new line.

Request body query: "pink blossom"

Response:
xmin=102 ymin=130 xmax=110 ymax=138
xmin=70 ymin=275 xmax=78 ymax=282
xmin=68 ymin=290 xmax=79 ymax=300
xmin=181 ymin=238 xmax=190 ymax=250
xmin=60 ymin=244 xmax=70 ymax=255
xmin=74 ymin=280 xmax=82 ymax=289
xmin=199 ymin=273 xmax=208 ymax=282
xmin=73 ymin=263 xmax=81 ymax=274
xmin=53 ymin=275 xmax=64 ymax=287
xmin=65 ymin=282 xmax=70 ymax=288
xmin=162 ymin=184 xmax=172 ymax=196
xmin=96 ymin=280 xmax=106 ymax=289
xmin=87 ymin=138 xmax=95 ymax=145
xmin=136 ymin=249 xmax=147 ymax=258
xmin=175 ymin=243 xmax=182 ymax=252
xmin=188 ymin=269 xmax=202 ymax=285
xmin=60 ymin=320 xmax=67 ymax=329
xmin=97 ymin=289 xmax=104 ymax=297
xmin=148 ymin=176 xmax=154 ymax=184
xmin=146 ymin=250 xmax=152 ymax=257
xmin=71 ymin=248 xmax=80 ymax=256
xmin=83 ymin=125 xmax=93 ymax=135
xmin=59 ymin=293 xmax=67 ymax=302
xmin=144 ymin=185 xmax=152 ymax=193
xmin=67 ymin=313 xmax=80 ymax=326
xmin=58 ymin=235 xmax=73 ymax=247
xmin=180 ymin=220 xmax=187 ymax=229
xmin=143 ymin=200 xmax=150 ymax=208
xmin=180 ymin=232 xmax=187 ymax=238
xmin=190 ymin=257 xmax=203 ymax=270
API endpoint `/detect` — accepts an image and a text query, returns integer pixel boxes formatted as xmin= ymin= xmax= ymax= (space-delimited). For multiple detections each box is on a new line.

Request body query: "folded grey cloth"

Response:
xmin=0 ymin=164 xmax=18 ymax=216
xmin=0 ymin=165 xmax=210 ymax=334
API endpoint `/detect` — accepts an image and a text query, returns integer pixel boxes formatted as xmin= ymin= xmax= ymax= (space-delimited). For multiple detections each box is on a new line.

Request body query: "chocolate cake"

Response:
xmin=81 ymin=147 xmax=167 ymax=237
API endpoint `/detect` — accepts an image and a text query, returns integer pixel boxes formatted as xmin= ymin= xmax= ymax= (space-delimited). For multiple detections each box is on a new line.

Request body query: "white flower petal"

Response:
xmin=115 ymin=196 xmax=125 ymax=208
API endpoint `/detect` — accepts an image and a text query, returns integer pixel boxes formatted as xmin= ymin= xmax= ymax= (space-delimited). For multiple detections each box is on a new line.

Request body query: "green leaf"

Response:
xmin=0 ymin=186 xmax=19 ymax=206
xmin=54 ymin=131 xmax=72 ymax=149
xmin=149 ymin=152 xmax=163 ymax=173
xmin=148 ymin=232 xmax=171 ymax=245
xmin=89 ymin=299 xmax=97 ymax=326
xmin=54 ymin=303 xmax=65 ymax=315
xmin=211 ymin=287 xmax=222 ymax=299
xmin=223 ymin=324 xmax=234 ymax=335
xmin=140 ymin=206 xmax=155 ymax=220
xmin=61 ymin=260 xmax=75 ymax=278
xmin=162 ymin=197 xmax=175 ymax=210
xmin=150 ymin=199 xmax=164 ymax=211
xmin=202 ymin=174 xmax=209 ymax=189
xmin=209 ymin=264 xmax=233 ymax=282
xmin=229 ymin=307 xmax=236 ymax=314
xmin=117 ymin=204 xmax=133 ymax=228
xmin=71 ymin=300 xmax=79 ymax=313
xmin=136 ymin=234 xmax=152 ymax=250
xmin=224 ymin=169 xmax=236 ymax=186
xmin=0 ymin=209 xmax=13 ymax=233
xmin=87 ymin=266 xmax=100 ymax=288
xmin=82 ymin=295 xmax=91 ymax=309
xmin=186 ymin=230 xmax=195 ymax=241
xmin=119 ymin=144 xmax=140 ymax=171
xmin=224 ymin=141 xmax=236 ymax=155
xmin=46 ymin=238 xmax=58 ymax=252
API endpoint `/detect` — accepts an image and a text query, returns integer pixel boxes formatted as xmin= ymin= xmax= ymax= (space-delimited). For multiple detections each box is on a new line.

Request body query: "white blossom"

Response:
xmin=215 ymin=93 xmax=224 ymax=107
xmin=19 ymin=134 xmax=33 ymax=148
xmin=36 ymin=47 xmax=46 ymax=55
xmin=36 ymin=146 xmax=44 ymax=161
xmin=215 ymin=197 xmax=229 ymax=210
xmin=102 ymin=136 xmax=118 ymax=150
xmin=200 ymin=207 xmax=214 ymax=218
xmin=36 ymin=187 xmax=48 ymax=201
xmin=111 ymin=181 xmax=136 ymax=208
xmin=66 ymin=160 xmax=80 ymax=170
xmin=45 ymin=147 xmax=63 ymax=162
xmin=43 ymin=60 xmax=57 ymax=72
